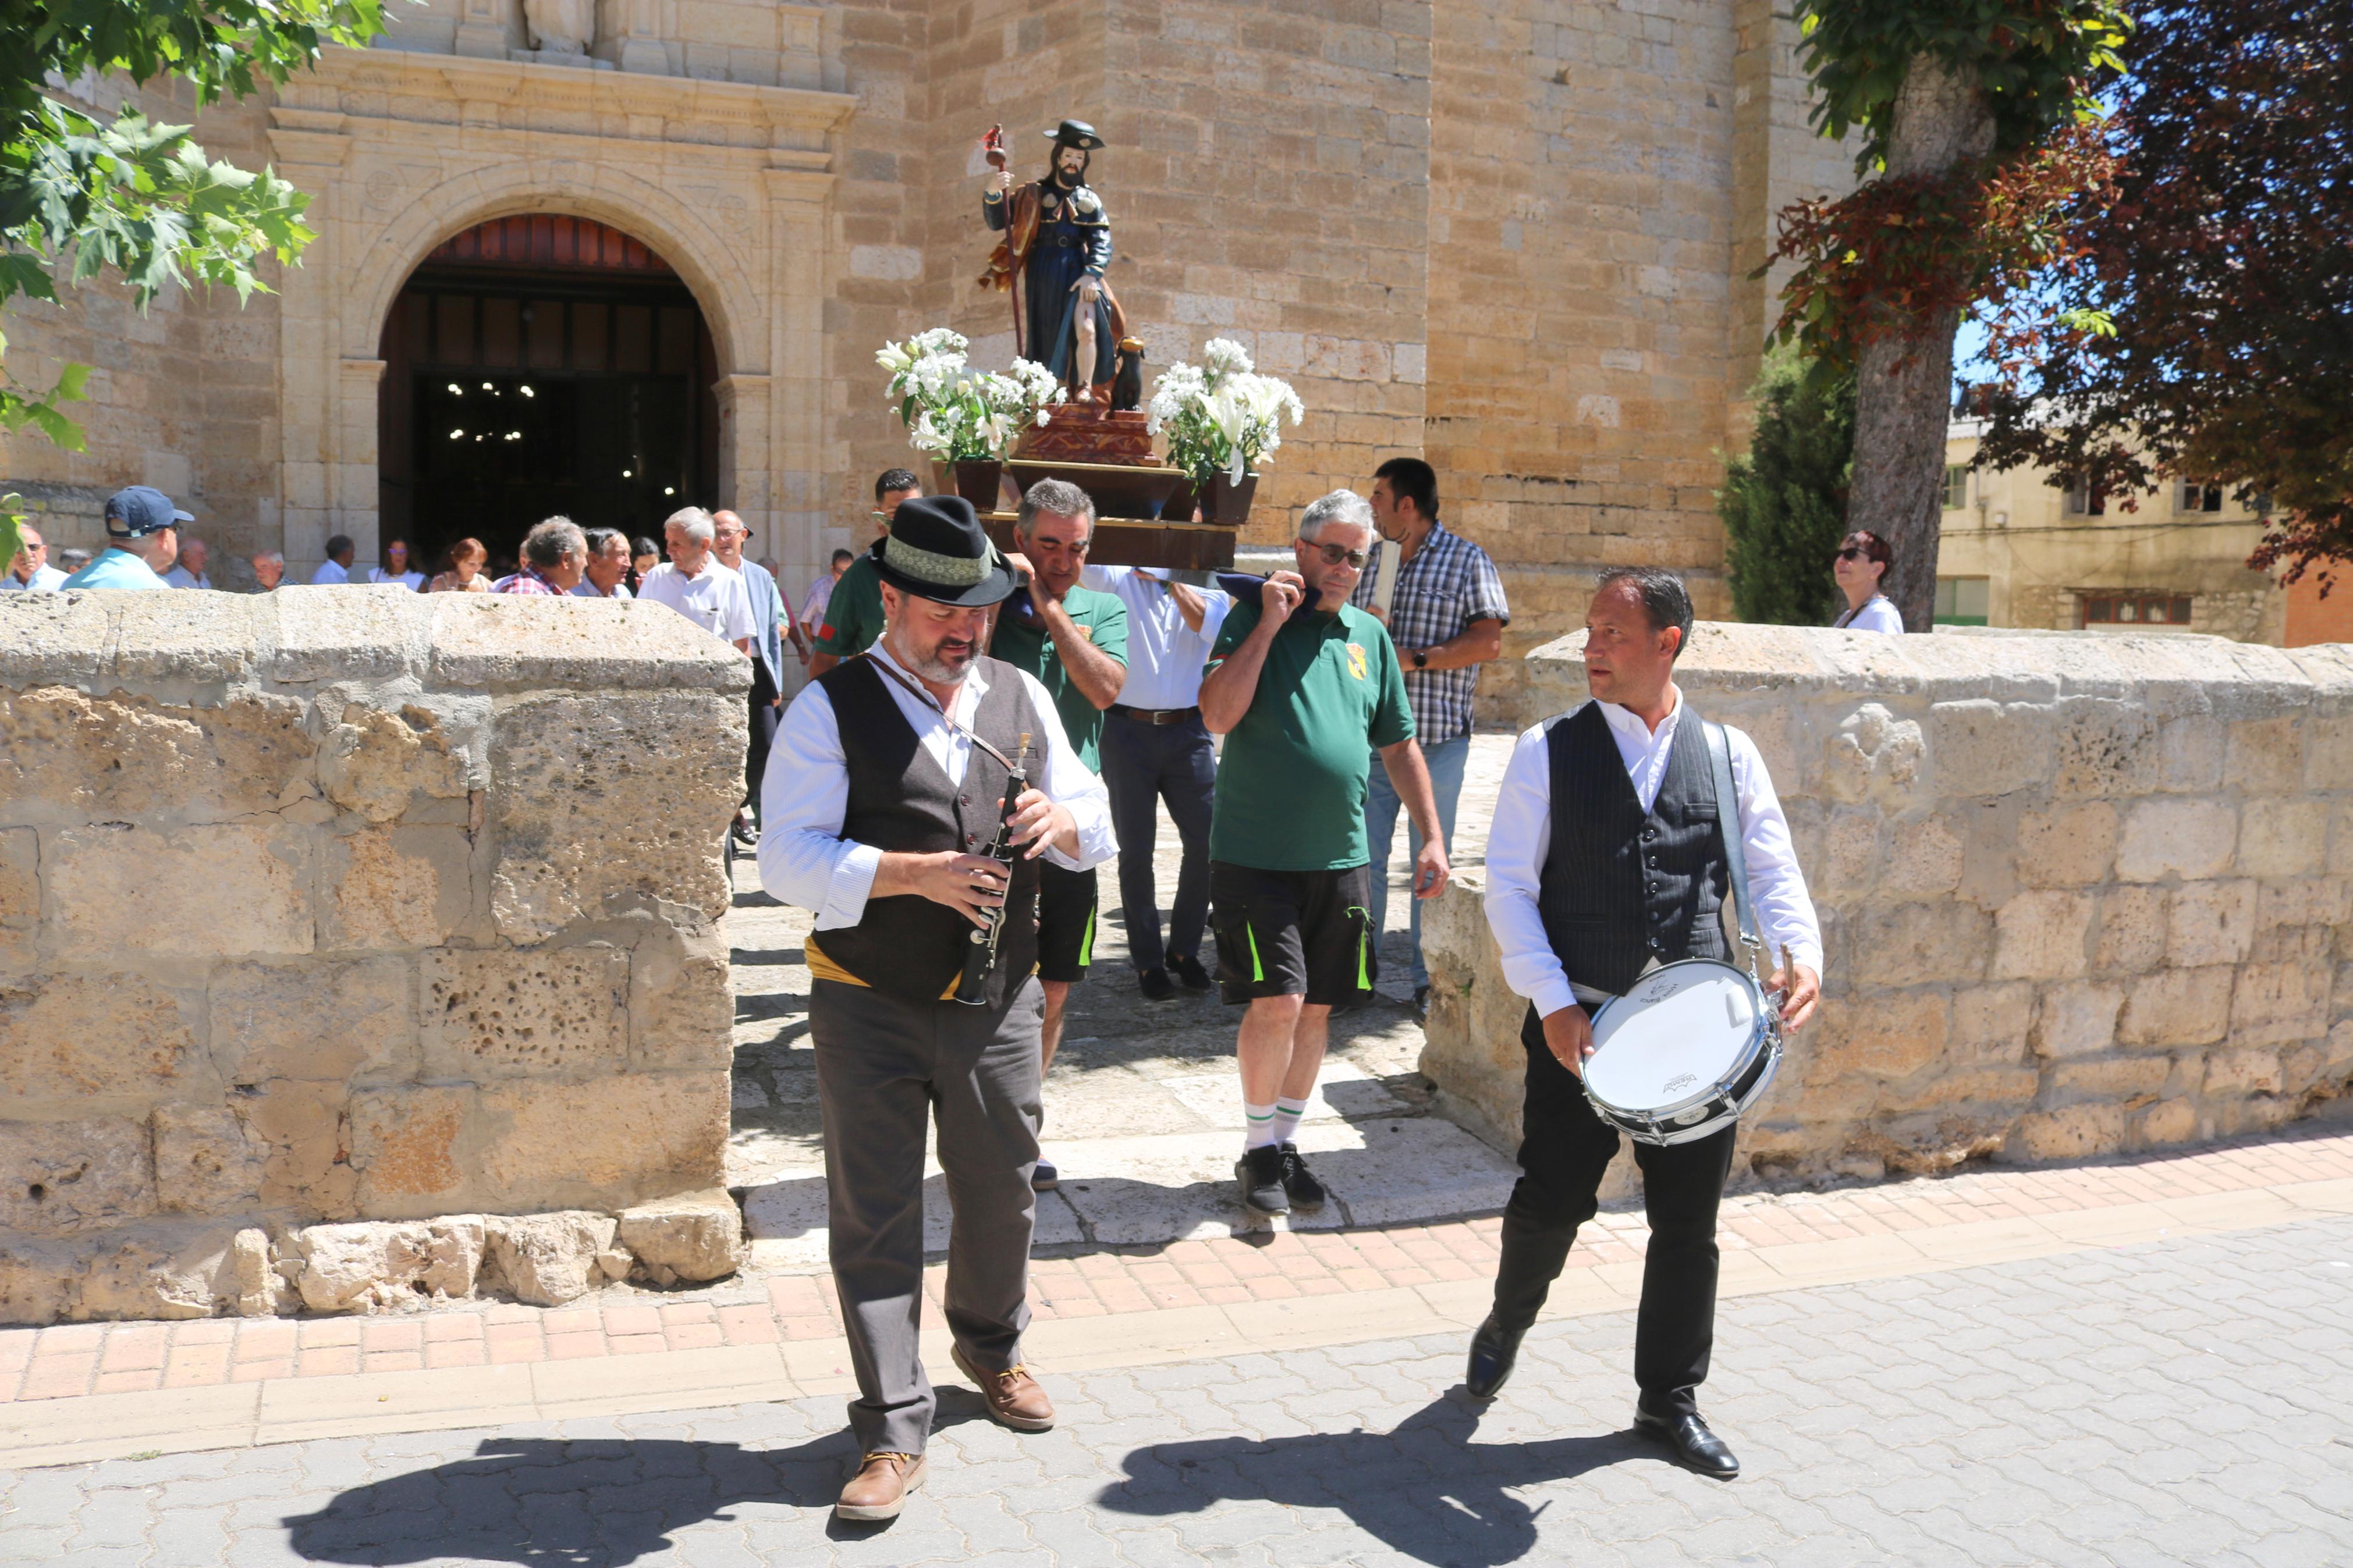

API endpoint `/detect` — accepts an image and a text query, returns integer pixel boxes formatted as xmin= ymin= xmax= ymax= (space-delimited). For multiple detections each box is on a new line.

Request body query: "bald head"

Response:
xmin=712 ymin=509 xmax=750 ymax=568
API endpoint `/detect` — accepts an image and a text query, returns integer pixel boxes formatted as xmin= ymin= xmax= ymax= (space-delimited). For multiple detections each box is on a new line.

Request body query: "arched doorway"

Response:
xmin=377 ymin=215 xmax=721 ymax=573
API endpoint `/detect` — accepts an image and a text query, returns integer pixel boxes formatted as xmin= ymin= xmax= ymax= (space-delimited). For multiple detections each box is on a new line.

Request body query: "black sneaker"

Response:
xmin=1169 ymin=953 xmax=1213 ymax=992
xmin=1032 ymin=1157 xmax=1059 ymax=1192
xmin=1139 ymin=967 xmax=1177 ymax=1002
xmin=1277 ymin=1143 xmax=1327 ymax=1212
xmin=1235 ymin=1144 xmax=1289 ymax=1217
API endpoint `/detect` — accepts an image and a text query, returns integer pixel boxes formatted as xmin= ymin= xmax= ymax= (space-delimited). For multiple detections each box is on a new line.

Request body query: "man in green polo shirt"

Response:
xmin=1199 ymin=488 xmax=1449 ymax=1220
xmin=989 ymin=478 xmax=1128 ymax=1190
xmin=809 ymin=468 xmax=922 ymax=675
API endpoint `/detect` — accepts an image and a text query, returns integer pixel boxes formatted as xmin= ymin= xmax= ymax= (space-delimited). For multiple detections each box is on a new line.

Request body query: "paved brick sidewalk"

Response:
xmin=7 ymin=1126 xmax=2352 ymax=1414
xmin=6 ymin=1211 xmax=2350 ymax=1567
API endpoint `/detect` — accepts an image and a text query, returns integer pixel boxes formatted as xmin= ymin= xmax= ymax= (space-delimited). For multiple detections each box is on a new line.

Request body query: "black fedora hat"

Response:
xmin=869 ymin=495 xmax=1016 ymax=608
xmin=1044 ymin=119 xmax=1105 ymax=150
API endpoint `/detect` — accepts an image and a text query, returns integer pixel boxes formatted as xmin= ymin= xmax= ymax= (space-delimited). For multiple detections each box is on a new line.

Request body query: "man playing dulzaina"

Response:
xmin=1199 ymin=489 xmax=1450 ymax=1218
xmin=757 ymin=496 xmax=1115 ymax=1523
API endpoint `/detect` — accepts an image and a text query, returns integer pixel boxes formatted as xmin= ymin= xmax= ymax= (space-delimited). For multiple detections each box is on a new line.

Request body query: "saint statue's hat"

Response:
xmin=1045 ymin=119 xmax=1105 ymax=150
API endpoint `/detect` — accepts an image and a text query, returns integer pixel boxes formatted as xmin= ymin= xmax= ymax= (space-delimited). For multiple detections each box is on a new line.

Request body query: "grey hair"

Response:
xmin=1017 ymin=478 xmax=1096 ymax=534
xmin=1595 ymin=566 xmax=1695 ymax=653
xmin=521 ymin=515 xmax=587 ymax=570
xmin=665 ymin=506 xmax=716 ymax=543
xmin=1298 ymin=489 xmax=1374 ymax=541
xmin=251 ymin=549 xmax=283 ymax=566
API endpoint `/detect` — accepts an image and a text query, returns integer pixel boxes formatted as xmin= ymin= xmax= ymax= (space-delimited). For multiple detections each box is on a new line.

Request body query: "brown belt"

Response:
xmin=1107 ymin=703 xmax=1200 ymax=726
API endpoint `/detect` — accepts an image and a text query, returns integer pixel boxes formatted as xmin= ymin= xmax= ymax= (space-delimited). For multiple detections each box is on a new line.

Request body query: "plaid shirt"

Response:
xmin=494 ymin=566 xmax=562 ymax=596
xmin=1348 ymin=520 xmax=1510 ymax=743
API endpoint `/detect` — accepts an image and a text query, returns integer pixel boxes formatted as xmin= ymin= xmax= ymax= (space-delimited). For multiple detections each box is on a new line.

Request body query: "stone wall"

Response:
xmin=0 ymin=589 xmax=749 ymax=1322
xmin=1424 ymin=625 xmax=2353 ymax=1191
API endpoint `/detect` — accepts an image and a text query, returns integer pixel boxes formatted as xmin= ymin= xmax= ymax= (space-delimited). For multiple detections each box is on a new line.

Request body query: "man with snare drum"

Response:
xmin=1474 ymin=567 xmax=1821 ymax=1481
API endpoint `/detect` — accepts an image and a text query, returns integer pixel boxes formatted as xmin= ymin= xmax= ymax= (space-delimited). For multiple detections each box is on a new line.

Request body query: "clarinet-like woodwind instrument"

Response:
xmin=953 ymin=731 xmax=1030 ymax=1005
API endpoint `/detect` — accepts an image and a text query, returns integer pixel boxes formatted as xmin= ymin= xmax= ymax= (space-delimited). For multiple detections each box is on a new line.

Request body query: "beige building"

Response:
xmin=1939 ymin=417 xmax=2348 ymax=646
xmin=1 ymin=1 xmax=1855 ymax=631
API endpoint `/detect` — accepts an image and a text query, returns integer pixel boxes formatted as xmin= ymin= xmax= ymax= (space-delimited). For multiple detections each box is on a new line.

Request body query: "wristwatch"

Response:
xmin=1411 ymin=650 xmax=1428 ymax=669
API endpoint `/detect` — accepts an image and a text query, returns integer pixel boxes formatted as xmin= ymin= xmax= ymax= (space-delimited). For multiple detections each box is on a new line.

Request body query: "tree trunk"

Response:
xmin=1844 ymin=55 xmax=1995 ymax=631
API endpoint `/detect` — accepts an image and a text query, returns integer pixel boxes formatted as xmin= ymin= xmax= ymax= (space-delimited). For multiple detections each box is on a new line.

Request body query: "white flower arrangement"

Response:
xmin=1145 ymin=337 xmax=1305 ymax=486
xmin=876 ymin=329 xmax=1057 ymax=462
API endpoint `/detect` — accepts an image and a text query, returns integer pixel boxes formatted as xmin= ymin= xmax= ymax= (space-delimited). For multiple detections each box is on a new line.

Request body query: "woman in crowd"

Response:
xmin=370 ymin=537 xmax=428 ymax=591
xmin=629 ymin=535 xmax=661 ymax=596
xmin=428 ymin=538 xmax=492 ymax=593
xmin=1832 ymin=529 xmax=1903 ymax=632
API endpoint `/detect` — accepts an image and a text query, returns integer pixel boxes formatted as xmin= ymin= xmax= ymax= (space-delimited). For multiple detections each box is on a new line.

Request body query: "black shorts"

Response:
xmin=1035 ymin=862 xmax=1098 ymax=983
xmin=1208 ymin=861 xmax=1375 ymax=1007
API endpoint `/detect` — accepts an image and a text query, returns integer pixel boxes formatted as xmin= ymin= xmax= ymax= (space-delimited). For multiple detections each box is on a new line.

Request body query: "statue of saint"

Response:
xmin=980 ymin=119 xmax=1130 ymax=404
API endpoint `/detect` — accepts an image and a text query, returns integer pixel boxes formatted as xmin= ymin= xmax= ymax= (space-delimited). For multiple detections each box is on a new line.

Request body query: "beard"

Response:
xmin=895 ymin=625 xmax=977 ymax=684
xmin=1051 ymin=151 xmax=1088 ymax=188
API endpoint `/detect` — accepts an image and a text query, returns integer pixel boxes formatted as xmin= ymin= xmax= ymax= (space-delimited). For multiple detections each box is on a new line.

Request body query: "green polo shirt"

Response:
xmin=1206 ymin=598 xmax=1413 ymax=870
xmin=814 ymin=553 xmax=886 ymax=657
xmin=988 ymin=584 xmax=1128 ymax=772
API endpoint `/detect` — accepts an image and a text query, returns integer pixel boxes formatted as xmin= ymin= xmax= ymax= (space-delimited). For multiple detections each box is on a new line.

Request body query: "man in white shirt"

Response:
xmin=757 ymin=496 xmax=1113 ymax=1523
xmin=161 ymin=535 xmax=213 ymax=589
xmin=1471 ymin=566 xmax=1822 ymax=1481
xmin=1080 ymin=560 xmax=1229 ymax=999
xmin=2 ymin=525 xmax=69 ymax=591
xmin=311 ymin=535 xmax=357 ymax=585
xmin=635 ymin=507 xmax=757 ymax=655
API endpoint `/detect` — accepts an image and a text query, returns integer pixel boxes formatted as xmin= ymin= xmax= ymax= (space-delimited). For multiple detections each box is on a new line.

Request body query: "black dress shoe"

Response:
xmin=1138 ymin=967 xmax=1177 ymax=1001
xmin=1464 ymin=1313 xmax=1525 ymax=1399
xmin=1169 ymin=953 xmax=1213 ymax=991
xmin=1632 ymin=1409 xmax=1739 ymax=1480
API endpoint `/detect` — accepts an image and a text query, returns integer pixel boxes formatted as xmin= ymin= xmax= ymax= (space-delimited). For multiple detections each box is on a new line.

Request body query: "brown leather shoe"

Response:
xmin=950 ymin=1343 xmax=1056 ymax=1431
xmin=836 ymin=1451 xmax=925 ymax=1522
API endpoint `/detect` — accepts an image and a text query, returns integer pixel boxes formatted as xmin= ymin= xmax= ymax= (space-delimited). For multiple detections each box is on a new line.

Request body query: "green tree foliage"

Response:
xmin=1721 ymin=354 xmax=1858 ymax=627
xmin=0 ymin=0 xmax=384 ymax=560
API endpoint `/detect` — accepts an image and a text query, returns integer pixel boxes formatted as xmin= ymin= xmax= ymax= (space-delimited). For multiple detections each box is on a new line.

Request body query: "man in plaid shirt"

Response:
xmin=1351 ymin=457 xmax=1510 ymax=1009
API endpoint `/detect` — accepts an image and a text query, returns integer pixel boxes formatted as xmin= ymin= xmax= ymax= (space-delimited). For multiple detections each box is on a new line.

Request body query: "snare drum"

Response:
xmin=1581 ymin=959 xmax=1783 ymax=1146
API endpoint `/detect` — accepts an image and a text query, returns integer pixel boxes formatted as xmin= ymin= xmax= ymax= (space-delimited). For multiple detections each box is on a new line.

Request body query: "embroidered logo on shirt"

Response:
xmin=1346 ymin=643 xmax=1367 ymax=681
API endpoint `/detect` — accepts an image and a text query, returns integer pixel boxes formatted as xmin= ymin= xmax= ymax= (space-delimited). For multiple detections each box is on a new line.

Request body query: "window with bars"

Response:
xmin=2081 ymin=593 xmax=2194 ymax=629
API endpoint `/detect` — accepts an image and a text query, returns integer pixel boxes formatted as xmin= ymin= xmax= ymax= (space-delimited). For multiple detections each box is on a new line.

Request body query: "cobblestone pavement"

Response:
xmin=8 ymin=1214 xmax=2350 ymax=1567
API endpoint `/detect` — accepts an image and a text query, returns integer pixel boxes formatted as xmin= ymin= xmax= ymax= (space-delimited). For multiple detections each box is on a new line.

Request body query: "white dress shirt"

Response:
xmin=1835 ymin=595 xmax=1903 ymax=633
xmin=757 ymin=642 xmax=1116 ymax=930
xmin=1484 ymin=689 xmax=1823 ymax=1019
xmin=1080 ymin=563 xmax=1231 ymax=710
xmin=637 ymin=560 xmax=758 ymax=645
xmin=311 ymin=560 xmax=350 ymax=585
xmin=1 ymin=564 xmax=69 ymax=592
xmin=161 ymin=565 xmax=212 ymax=590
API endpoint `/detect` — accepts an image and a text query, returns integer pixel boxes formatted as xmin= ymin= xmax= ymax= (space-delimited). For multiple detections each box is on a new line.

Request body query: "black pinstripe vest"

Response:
xmin=812 ymin=656 xmax=1042 ymax=1007
xmin=1535 ymin=701 xmax=1730 ymax=997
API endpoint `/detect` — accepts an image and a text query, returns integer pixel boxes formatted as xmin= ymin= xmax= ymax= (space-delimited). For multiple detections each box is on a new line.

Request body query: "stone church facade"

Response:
xmin=2 ymin=0 xmax=1851 ymax=630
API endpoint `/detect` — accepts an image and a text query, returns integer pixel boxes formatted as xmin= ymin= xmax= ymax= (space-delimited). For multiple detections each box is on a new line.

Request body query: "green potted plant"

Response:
xmin=876 ymin=329 xmax=1059 ymax=508
xmin=1145 ymin=338 xmax=1304 ymax=525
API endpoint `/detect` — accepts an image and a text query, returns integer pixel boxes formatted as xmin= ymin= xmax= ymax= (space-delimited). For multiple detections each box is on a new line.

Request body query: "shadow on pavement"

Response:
xmin=281 ymin=1432 xmax=853 ymax=1566
xmin=1097 ymin=1393 xmax=1660 ymax=1567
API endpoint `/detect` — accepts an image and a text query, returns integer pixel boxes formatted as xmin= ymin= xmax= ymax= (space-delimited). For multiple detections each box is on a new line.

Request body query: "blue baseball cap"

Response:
xmin=104 ymin=486 xmax=193 ymax=539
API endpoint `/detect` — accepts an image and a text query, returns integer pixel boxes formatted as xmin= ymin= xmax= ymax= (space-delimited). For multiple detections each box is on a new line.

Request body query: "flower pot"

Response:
xmin=1197 ymin=472 xmax=1258 ymax=527
xmin=1157 ymin=479 xmax=1199 ymax=524
xmin=950 ymin=459 xmax=1005 ymax=510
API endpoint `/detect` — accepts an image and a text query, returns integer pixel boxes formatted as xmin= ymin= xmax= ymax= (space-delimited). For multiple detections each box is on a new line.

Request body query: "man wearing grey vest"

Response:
xmin=1475 ymin=567 xmax=1823 ymax=1480
xmin=756 ymin=496 xmax=1115 ymax=1522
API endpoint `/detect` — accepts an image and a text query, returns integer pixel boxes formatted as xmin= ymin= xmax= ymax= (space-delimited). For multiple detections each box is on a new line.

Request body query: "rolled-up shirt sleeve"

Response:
xmin=1729 ymin=727 xmax=1825 ymax=977
xmin=755 ymin=684 xmax=884 ymax=929
xmin=1016 ymin=670 xmax=1116 ymax=871
xmin=1481 ymin=723 xmax=1579 ymax=1019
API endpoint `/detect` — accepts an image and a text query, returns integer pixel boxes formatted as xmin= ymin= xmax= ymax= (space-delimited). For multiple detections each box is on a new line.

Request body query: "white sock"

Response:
xmin=1243 ymin=1102 xmax=1280 ymax=1151
xmin=1269 ymin=1097 xmax=1309 ymax=1148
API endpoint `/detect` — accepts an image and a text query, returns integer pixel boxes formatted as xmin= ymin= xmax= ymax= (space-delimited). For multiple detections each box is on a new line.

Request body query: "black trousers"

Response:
xmin=1099 ymin=712 xmax=1216 ymax=973
xmin=1497 ymin=1004 xmax=1737 ymax=1418
xmin=744 ymin=657 xmax=781 ymax=812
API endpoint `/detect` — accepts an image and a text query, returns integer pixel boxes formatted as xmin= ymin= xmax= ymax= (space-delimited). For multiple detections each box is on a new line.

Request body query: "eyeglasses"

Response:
xmin=1306 ymin=542 xmax=1369 ymax=570
xmin=1833 ymin=546 xmax=1871 ymax=563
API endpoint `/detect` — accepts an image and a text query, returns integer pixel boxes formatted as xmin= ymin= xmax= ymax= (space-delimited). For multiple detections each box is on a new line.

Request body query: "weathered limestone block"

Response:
xmin=0 ymin=971 xmax=203 ymax=1100
xmin=1812 ymin=809 xmax=1881 ymax=899
xmin=240 ymin=1081 xmax=356 ymax=1218
xmin=2012 ymin=1103 xmax=2128 ymax=1162
xmin=2230 ymin=963 xmax=2333 ymax=1048
xmin=2158 ymin=716 xmax=2226 ymax=793
xmin=315 ymin=705 xmax=470 ymax=823
xmin=210 ymin=957 xmax=416 ymax=1085
xmin=2093 ymin=887 xmax=2170 ymax=975
xmin=1 ymin=1118 xmax=155 ymax=1233
xmin=421 ymin=945 xmax=630 ymax=1079
xmin=323 ymin=826 xmax=473 ymax=950
xmin=484 ymin=1211 xmax=616 ymax=1307
xmin=77 ymin=1225 xmax=245 ymax=1320
xmin=0 ymin=1240 xmax=74 ymax=1322
xmin=0 ymin=689 xmax=311 ymax=822
xmin=487 ymin=691 xmax=744 ymax=942
xmin=290 ymin=1216 xmax=487 ymax=1313
xmin=2202 ymin=1047 xmax=2283 ymax=1097
xmin=1992 ymin=891 xmax=2093 ymax=980
xmin=477 ymin=1073 xmax=727 ymax=1204
xmin=2140 ymin=1099 xmax=2199 ymax=1144
xmin=2052 ymin=702 xmax=2162 ymax=799
xmin=2167 ymin=880 xmax=2257 ymax=969
xmin=2029 ymin=982 xmax=2123 ymax=1059
xmin=1949 ymin=984 xmax=2033 ymax=1064
xmin=2225 ymin=717 xmax=2305 ymax=794
xmin=1798 ymin=991 xmax=1946 ymax=1082
xmin=0 ymin=592 xmax=108 ymax=685
xmin=49 ymin=822 xmax=313 ymax=958
xmin=2115 ymin=798 xmax=2239 ymax=883
xmin=1928 ymin=699 xmax=2052 ymax=798
xmin=2050 ymin=1055 xmax=2171 ymax=1102
xmin=631 ymin=925 xmax=733 ymax=1071
xmin=152 ymin=1104 xmax=267 ymax=1213
xmin=228 ymin=1228 xmax=275 ymax=1317
xmin=2017 ymin=803 xmax=2118 ymax=888
xmin=1822 ymin=703 xmax=1923 ymax=808
xmin=349 ymin=1086 xmax=474 ymax=1214
xmin=616 ymin=1189 xmax=746 ymax=1285
xmin=1883 ymin=817 xmax=1964 ymax=898
xmin=1850 ymin=901 xmax=1993 ymax=986
xmin=0 ymin=827 xmax=36 ymax=971
xmin=2238 ymin=798 xmax=2330 ymax=880
xmin=2117 ymin=967 xmax=2235 ymax=1048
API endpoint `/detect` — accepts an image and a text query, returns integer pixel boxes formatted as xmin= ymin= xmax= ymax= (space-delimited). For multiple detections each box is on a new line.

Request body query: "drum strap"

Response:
xmin=1700 ymin=717 xmax=1763 ymax=974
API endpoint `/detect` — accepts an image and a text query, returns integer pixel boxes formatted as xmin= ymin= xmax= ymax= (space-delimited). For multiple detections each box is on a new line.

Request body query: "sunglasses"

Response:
xmin=1306 ymin=542 xmax=1369 ymax=570
xmin=1833 ymin=546 xmax=1872 ymax=563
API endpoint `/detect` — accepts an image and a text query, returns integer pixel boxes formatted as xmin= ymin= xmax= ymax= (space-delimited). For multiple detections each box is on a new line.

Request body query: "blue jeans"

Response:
xmin=1362 ymin=734 xmax=1470 ymax=992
